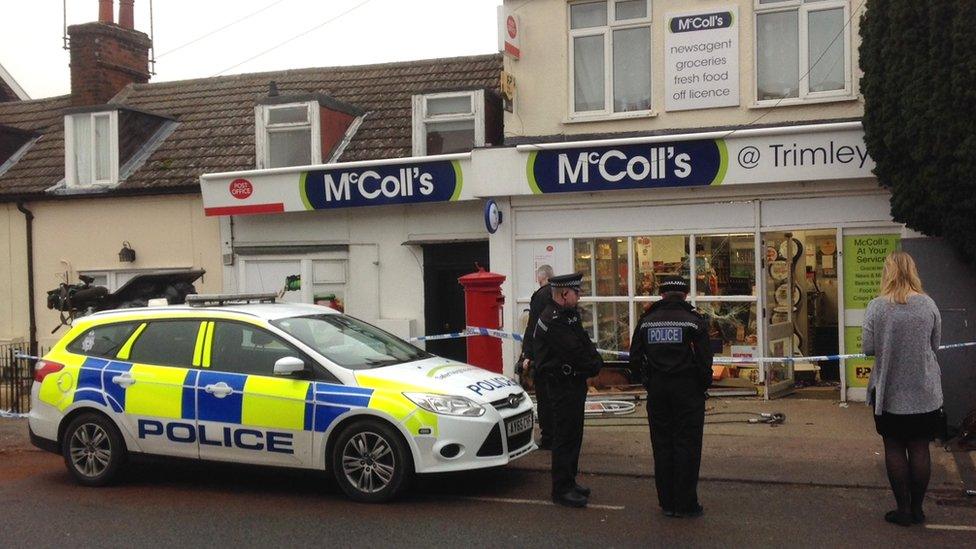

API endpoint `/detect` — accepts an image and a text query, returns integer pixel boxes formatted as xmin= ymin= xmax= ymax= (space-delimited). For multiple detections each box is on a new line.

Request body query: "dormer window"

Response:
xmin=65 ymin=110 xmax=119 ymax=187
xmin=255 ymin=101 xmax=322 ymax=169
xmin=411 ymin=90 xmax=486 ymax=156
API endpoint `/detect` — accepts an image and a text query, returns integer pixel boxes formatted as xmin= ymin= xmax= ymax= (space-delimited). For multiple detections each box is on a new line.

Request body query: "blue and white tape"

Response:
xmin=408 ymin=328 xmax=976 ymax=365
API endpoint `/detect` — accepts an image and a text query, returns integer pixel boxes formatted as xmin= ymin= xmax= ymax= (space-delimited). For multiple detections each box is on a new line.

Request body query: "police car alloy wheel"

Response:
xmin=62 ymin=413 xmax=126 ymax=486
xmin=332 ymin=419 xmax=413 ymax=503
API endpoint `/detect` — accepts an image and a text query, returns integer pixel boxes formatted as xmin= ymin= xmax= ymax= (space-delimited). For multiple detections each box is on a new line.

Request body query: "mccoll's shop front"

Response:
xmin=201 ymin=121 xmax=905 ymax=402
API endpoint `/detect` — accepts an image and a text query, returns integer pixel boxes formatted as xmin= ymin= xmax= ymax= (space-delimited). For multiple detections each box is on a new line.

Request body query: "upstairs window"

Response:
xmin=255 ymin=101 xmax=321 ymax=168
xmin=755 ymin=0 xmax=851 ymax=102
xmin=569 ymin=0 xmax=652 ymax=117
xmin=411 ymin=90 xmax=485 ymax=156
xmin=65 ymin=111 xmax=119 ymax=187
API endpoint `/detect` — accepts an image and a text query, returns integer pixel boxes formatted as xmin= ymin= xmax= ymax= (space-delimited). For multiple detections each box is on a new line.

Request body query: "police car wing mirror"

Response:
xmin=273 ymin=356 xmax=305 ymax=376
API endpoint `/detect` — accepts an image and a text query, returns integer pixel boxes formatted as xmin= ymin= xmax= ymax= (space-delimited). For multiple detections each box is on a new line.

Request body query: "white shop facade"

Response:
xmin=201 ymin=121 xmax=905 ymax=401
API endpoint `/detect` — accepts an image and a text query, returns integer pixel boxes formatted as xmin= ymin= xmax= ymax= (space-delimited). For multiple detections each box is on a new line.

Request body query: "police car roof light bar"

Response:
xmin=185 ymin=292 xmax=279 ymax=307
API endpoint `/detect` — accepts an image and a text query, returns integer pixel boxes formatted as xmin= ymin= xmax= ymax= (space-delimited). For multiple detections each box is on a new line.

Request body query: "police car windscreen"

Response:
xmin=272 ymin=315 xmax=431 ymax=370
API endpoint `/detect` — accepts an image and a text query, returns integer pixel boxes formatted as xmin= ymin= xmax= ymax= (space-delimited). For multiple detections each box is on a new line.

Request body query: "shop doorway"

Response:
xmin=761 ymin=229 xmax=840 ymax=399
xmin=422 ymin=242 xmax=489 ymax=363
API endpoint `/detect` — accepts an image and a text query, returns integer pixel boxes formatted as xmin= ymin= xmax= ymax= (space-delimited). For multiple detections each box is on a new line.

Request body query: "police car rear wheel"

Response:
xmin=62 ymin=413 xmax=125 ymax=487
xmin=332 ymin=420 xmax=412 ymax=503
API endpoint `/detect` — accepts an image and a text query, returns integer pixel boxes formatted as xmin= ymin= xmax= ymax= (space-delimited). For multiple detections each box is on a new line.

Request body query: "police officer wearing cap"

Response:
xmin=533 ymin=272 xmax=603 ymax=508
xmin=520 ymin=265 xmax=555 ymax=449
xmin=629 ymin=276 xmax=713 ymax=518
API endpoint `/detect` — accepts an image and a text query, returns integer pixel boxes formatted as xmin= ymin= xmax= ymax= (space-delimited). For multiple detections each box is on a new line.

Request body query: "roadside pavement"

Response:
xmin=514 ymin=395 xmax=976 ymax=494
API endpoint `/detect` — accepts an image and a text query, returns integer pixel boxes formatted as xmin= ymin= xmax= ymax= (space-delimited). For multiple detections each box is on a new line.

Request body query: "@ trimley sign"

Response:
xmin=201 ymin=158 xmax=465 ymax=216
xmin=523 ymin=127 xmax=875 ymax=195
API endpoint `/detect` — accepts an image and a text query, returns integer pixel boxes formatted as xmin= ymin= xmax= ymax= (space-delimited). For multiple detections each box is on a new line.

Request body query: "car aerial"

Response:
xmin=28 ymin=295 xmax=535 ymax=502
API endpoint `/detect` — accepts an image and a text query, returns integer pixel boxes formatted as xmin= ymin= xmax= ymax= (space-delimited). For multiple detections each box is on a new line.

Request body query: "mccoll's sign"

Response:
xmin=526 ymin=140 xmax=728 ymax=194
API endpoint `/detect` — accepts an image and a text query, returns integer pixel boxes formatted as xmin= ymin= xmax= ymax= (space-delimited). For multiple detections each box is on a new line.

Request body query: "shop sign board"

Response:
xmin=201 ymin=159 xmax=465 ymax=216
xmin=524 ymin=128 xmax=874 ymax=196
xmin=665 ymin=6 xmax=739 ymax=111
xmin=842 ymin=233 xmax=901 ymax=388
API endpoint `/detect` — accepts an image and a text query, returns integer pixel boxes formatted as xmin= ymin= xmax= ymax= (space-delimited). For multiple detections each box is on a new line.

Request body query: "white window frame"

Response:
xmin=567 ymin=0 xmax=653 ymax=120
xmin=254 ymin=101 xmax=322 ymax=169
xmin=64 ymin=111 xmax=119 ymax=188
xmin=753 ymin=0 xmax=853 ymax=106
xmin=237 ymin=253 xmax=348 ymax=305
xmin=411 ymin=90 xmax=485 ymax=157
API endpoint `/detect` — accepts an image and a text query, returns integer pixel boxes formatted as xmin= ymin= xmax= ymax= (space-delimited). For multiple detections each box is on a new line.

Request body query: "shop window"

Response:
xmin=696 ymin=302 xmax=759 ymax=358
xmin=411 ymin=90 xmax=485 ymax=156
xmin=569 ymin=0 xmax=652 ymax=116
xmin=255 ymin=102 xmax=321 ymax=168
xmin=633 ymin=235 xmax=690 ymax=297
xmin=574 ymin=238 xmax=629 ymax=297
xmin=65 ymin=111 xmax=119 ymax=188
xmin=694 ymin=234 xmax=757 ymax=297
xmin=581 ymin=301 xmax=631 ymax=354
xmin=755 ymin=0 xmax=850 ymax=102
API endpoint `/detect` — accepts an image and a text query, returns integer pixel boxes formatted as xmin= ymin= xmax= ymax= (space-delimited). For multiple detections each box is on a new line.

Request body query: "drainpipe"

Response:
xmin=15 ymin=202 xmax=37 ymax=358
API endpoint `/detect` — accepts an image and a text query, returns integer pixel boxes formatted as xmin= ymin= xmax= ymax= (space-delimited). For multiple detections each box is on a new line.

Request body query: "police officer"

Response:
xmin=629 ymin=276 xmax=713 ymax=518
xmin=520 ymin=264 xmax=554 ymax=449
xmin=533 ymin=272 xmax=603 ymax=508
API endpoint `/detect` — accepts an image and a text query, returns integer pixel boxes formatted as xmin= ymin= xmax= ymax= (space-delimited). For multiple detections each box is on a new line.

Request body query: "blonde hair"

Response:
xmin=879 ymin=251 xmax=924 ymax=304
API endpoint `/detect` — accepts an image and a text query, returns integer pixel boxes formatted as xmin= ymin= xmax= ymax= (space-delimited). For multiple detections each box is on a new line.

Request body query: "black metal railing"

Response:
xmin=1 ymin=342 xmax=35 ymax=414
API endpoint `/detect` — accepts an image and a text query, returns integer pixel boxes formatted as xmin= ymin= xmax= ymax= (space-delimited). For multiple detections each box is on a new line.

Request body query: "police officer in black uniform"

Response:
xmin=533 ymin=272 xmax=603 ymax=508
xmin=629 ymin=276 xmax=713 ymax=518
xmin=519 ymin=265 xmax=554 ymax=449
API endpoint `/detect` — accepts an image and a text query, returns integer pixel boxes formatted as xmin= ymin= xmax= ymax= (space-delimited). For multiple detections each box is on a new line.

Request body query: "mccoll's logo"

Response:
xmin=301 ymin=160 xmax=462 ymax=210
xmin=527 ymin=139 xmax=728 ymax=195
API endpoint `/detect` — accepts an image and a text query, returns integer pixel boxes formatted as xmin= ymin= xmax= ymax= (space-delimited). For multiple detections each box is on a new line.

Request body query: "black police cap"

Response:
xmin=659 ymin=276 xmax=689 ymax=294
xmin=549 ymin=272 xmax=584 ymax=289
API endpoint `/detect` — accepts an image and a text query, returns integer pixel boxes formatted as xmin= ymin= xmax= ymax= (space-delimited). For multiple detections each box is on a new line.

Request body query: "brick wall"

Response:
xmin=68 ymin=22 xmax=151 ymax=106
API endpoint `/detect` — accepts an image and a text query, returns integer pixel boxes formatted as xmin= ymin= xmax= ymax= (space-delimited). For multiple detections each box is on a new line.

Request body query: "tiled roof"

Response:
xmin=0 ymin=53 xmax=502 ymax=197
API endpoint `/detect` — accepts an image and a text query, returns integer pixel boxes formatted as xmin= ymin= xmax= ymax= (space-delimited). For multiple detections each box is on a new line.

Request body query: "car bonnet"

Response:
xmin=354 ymin=357 xmax=523 ymax=404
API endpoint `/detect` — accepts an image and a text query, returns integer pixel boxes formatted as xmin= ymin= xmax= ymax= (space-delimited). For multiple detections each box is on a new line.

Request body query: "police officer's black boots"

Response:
xmin=553 ymin=489 xmax=588 ymax=508
xmin=573 ymin=482 xmax=591 ymax=497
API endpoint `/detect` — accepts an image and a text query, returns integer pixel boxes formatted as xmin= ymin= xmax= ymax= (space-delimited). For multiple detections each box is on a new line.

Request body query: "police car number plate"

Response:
xmin=505 ymin=411 xmax=534 ymax=437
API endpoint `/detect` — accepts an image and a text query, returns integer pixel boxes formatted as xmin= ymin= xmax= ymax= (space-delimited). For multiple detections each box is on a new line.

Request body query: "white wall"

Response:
xmin=223 ymin=201 xmax=486 ymax=339
xmin=503 ymin=0 xmax=864 ymax=140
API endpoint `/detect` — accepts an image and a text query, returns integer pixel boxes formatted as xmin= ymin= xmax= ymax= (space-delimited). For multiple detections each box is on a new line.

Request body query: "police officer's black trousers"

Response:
xmin=532 ymin=367 xmax=553 ymax=444
xmin=546 ymin=372 xmax=588 ymax=496
xmin=645 ymin=373 xmax=706 ymax=513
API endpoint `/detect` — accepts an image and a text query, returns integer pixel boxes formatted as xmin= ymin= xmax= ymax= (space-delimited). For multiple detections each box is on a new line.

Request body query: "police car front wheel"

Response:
xmin=332 ymin=419 xmax=413 ymax=503
xmin=62 ymin=412 xmax=126 ymax=486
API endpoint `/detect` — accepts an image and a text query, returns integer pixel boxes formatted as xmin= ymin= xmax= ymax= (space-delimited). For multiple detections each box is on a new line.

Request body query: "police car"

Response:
xmin=28 ymin=296 xmax=535 ymax=502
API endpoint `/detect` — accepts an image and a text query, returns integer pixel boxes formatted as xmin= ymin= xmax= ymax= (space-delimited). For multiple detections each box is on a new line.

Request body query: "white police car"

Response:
xmin=29 ymin=297 xmax=534 ymax=502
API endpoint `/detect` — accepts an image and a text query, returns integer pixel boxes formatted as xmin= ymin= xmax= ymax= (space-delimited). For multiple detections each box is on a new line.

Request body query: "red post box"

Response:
xmin=458 ymin=265 xmax=506 ymax=374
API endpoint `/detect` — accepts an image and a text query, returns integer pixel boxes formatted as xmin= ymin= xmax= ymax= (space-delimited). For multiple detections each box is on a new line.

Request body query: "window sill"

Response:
xmin=749 ymin=94 xmax=861 ymax=109
xmin=46 ymin=180 xmax=120 ymax=195
xmin=563 ymin=110 xmax=658 ymax=125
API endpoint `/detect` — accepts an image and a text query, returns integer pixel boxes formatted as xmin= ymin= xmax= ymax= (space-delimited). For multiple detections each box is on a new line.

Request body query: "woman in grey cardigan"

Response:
xmin=862 ymin=251 xmax=942 ymax=527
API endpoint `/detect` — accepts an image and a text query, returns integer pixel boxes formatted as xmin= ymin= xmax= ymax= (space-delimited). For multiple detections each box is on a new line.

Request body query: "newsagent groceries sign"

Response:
xmin=665 ymin=6 xmax=739 ymax=111
xmin=202 ymin=158 xmax=466 ymax=216
xmin=524 ymin=127 xmax=875 ymax=194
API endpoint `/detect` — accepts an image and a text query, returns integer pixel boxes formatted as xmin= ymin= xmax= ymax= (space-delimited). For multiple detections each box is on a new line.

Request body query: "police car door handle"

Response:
xmin=204 ymin=382 xmax=233 ymax=398
xmin=111 ymin=373 xmax=136 ymax=388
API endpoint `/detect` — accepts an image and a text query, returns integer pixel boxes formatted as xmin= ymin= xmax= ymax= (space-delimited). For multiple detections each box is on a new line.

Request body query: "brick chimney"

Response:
xmin=69 ymin=0 xmax=151 ymax=106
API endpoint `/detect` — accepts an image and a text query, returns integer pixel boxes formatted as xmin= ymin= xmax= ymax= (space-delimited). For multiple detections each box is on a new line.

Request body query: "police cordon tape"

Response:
xmin=411 ymin=327 xmax=976 ymax=364
xmin=14 ymin=336 xmax=976 ymax=366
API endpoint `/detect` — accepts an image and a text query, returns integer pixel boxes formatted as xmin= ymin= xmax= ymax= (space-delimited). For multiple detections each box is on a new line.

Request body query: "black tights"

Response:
xmin=882 ymin=436 xmax=931 ymax=516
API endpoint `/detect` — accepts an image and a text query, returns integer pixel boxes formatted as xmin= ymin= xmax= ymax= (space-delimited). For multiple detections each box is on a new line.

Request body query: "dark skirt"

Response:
xmin=874 ymin=408 xmax=944 ymax=441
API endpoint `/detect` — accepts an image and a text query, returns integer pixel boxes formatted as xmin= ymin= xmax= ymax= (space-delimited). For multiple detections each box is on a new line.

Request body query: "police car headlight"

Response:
xmin=403 ymin=393 xmax=485 ymax=417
